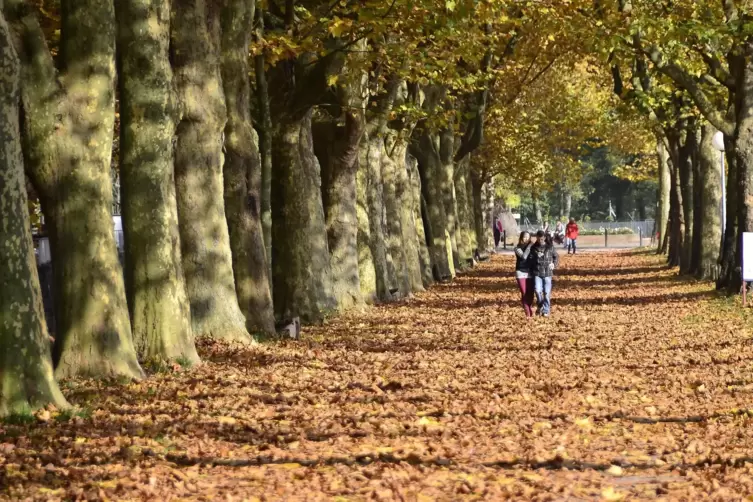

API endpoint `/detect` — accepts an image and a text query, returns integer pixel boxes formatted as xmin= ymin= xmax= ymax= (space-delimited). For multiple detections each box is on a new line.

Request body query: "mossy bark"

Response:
xmin=470 ymin=170 xmax=486 ymax=252
xmin=698 ymin=124 xmax=722 ymax=281
xmin=271 ymin=112 xmax=337 ymax=322
xmin=6 ymin=0 xmax=143 ymax=379
xmin=220 ymin=0 xmax=275 ymax=334
xmin=171 ymin=0 xmax=250 ymax=343
xmin=439 ymin=128 xmax=460 ymax=270
xmin=0 ymin=9 xmax=67 ymax=415
xmin=356 ymin=150 xmax=377 ymax=302
xmin=407 ymin=155 xmax=433 ymax=287
xmin=382 ymin=141 xmax=411 ymax=297
xmin=391 ymin=140 xmax=424 ymax=293
xmin=454 ymin=155 xmax=474 ymax=263
xmin=116 ymin=0 xmax=198 ymax=366
xmin=317 ymin=112 xmax=364 ymax=311
xmin=411 ymin=131 xmax=452 ymax=281
xmin=360 ymin=134 xmax=394 ymax=300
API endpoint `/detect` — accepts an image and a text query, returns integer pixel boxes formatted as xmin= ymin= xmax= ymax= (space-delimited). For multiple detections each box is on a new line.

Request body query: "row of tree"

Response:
xmin=1 ymin=0 xmax=749 ymax=416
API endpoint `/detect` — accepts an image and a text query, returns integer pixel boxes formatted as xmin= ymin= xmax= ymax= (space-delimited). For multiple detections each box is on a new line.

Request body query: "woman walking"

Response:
xmin=514 ymin=231 xmax=535 ymax=317
xmin=565 ymin=217 xmax=579 ymax=254
xmin=532 ymin=230 xmax=559 ymax=317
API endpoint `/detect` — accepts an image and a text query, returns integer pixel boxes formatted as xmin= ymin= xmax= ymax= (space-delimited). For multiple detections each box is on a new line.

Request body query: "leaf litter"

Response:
xmin=3 ymin=251 xmax=753 ymax=500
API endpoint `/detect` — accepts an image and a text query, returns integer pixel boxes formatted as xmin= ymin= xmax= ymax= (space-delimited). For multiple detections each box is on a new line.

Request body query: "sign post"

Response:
xmin=742 ymin=233 xmax=753 ymax=307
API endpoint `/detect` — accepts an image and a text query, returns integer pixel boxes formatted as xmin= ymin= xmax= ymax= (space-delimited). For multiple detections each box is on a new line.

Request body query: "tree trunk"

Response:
xmin=718 ymin=135 xmax=739 ymax=291
xmin=533 ymin=195 xmax=543 ymax=225
xmin=483 ymin=178 xmax=496 ymax=250
xmin=392 ymin=142 xmax=423 ymax=292
xmin=382 ymin=140 xmax=412 ymax=297
xmin=360 ymin=134 xmax=394 ymax=298
xmin=676 ymin=125 xmax=695 ymax=274
xmin=408 ymin=155 xmax=433 ymax=286
xmin=656 ymin=138 xmax=671 ymax=253
xmin=220 ymin=0 xmax=275 ymax=334
xmin=318 ymin=112 xmax=364 ymax=310
xmin=697 ymin=123 xmax=723 ymax=281
xmin=691 ymin=127 xmax=704 ymax=276
xmin=172 ymin=0 xmax=250 ymax=343
xmin=666 ymin=132 xmax=684 ymax=268
xmin=254 ymin=18 xmax=273 ymax=291
xmin=734 ymin=58 xmax=753 ymax=293
xmin=0 ymin=9 xmax=67 ymax=414
xmin=439 ymin=128 xmax=459 ymax=269
xmin=6 ymin=0 xmax=143 ymax=379
xmin=117 ymin=0 xmax=198 ymax=364
xmin=470 ymin=170 xmax=486 ymax=252
xmin=454 ymin=155 xmax=474 ymax=263
xmin=271 ymin=112 xmax=337 ymax=322
xmin=564 ymin=192 xmax=572 ymax=219
xmin=356 ymin=143 xmax=377 ymax=302
xmin=466 ymin=164 xmax=479 ymax=252
xmin=411 ymin=131 xmax=452 ymax=280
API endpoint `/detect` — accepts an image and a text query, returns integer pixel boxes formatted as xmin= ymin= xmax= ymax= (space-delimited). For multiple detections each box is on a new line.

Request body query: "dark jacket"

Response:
xmin=514 ymin=243 xmax=533 ymax=272
xmin=531 ymin=243 xmax=559 ymax=277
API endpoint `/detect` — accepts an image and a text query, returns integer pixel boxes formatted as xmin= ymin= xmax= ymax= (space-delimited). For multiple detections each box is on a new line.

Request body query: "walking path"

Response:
xmin=4 ymin=251 xmax=753 ymax=500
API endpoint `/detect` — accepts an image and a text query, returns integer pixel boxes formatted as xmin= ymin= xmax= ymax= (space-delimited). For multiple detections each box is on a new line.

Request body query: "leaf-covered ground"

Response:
xmin=4 ymin=250 xmax=753 ymax=501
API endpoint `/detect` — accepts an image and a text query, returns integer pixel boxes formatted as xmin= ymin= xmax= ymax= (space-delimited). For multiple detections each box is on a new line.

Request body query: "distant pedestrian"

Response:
xmin=565 ymin=217 xmax=579 ymax=254
xmin=514 ymin=231 xmax=535 ymax=318
xmin=532 ymin=230 xmax=559 ymax=317
xmin=493 ymin=217 xmax=501 ymax=248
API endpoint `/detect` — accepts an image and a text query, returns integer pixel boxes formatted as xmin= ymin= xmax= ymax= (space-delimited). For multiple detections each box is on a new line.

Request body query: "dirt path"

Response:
xmin=4 ymin=251 xmax=753 ymax=501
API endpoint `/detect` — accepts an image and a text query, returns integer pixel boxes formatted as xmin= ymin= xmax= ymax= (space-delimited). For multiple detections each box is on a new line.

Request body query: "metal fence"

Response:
xmin=513 ymin=220 xmax=656 ymax=249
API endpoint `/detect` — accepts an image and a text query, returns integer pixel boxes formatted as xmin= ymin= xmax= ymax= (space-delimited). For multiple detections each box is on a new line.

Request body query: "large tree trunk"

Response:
xmin=220 ymin=0 xmax=275 ymax=333
xmin=318 ymin=111 xmax=364 ymax=310
xmin=7 ymin=0 xmax=143 ymax=379
xmin=382 ymin=140 xmax=412 ymax=297
xmin=271 ymin=112 xmax=337 ymax=322
xmin=483 ymin=178 xmax=496 ymax=250
xmin=454 ymin=155 xmax=474 ymax=264
xmin=360 ymin=134 xmax=395 ymax=299
xmin=117 ymin=0 xmax=198 ymax=364
xmin=470 ymin=170 xmax=486 ymax=252
xmin=666 ymin=132 xmax=684 ymax=268
xmin=254 ymin=15 xmax=273 ymax=291
xmin=691 ymin=127 xmax=703 ymax=276
xmin=411 ymin=131 xmax=453 ymax=280
xmin=0 ymin=9 xmax=67 ymax=414
xmin=734 ymin=57 xmax=753 ymax=293
xmin=698 ymin=123 xmax=723 ymax=281
xmin=564 ymin=192 xmax=572 ymax=219
xmin=439 ymin=128 xmax=460 ymax=269
xmin=466 ymin=164 xmax=479 ymax=252
xmin=408 ymin=155 xmax=433 ymax=287
xmin=172 ymin=0 xmax=250 ymax=343
xmin=391 ymin=141 xmax=424 ymax=293
xmin=718 ymin=137 xmax=738 ymax=291
xmin=657 ymin=138 xmax=671 ymax=253
xmin=677 ymin=124 xmax=696 ymax=275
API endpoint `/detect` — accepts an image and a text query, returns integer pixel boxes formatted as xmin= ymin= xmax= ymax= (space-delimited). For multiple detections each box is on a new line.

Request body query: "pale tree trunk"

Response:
xmin=564 ymin=192 xmax=572 ymax=219
xmin=466 ymin=163 xmax=479 ymax=252
xmin=391 ymin=140 xmax=423 ymax=293
xmin=691 ymin=127 xmax=703 ymax=275
xmin=483 ymin=178 xmax=495 ymax=250
xmin=454 ymin=155 xmax=474 ymax=264
xmin=439 ymin=128 xmax=459 ymax=269
xmin=408 ymin=155 xmax=433 ymax=287
xmin=382 ymin=140 xmax=411 ymax=297
xmin=318 ymin=111 xmax=364 ymax=310
xmin=271 ymin=112 xmax=337 ymax=321
xmin=220 ymin=0 xmax=275 ymax=333
xmin=411 ymin=131 xmax=453 ymax=280
xmin=117 ymin=0 xmax=198 ymax=365
xmin=698 ymin=123 xmax=722 ymax=280
xmin=677 ymin=123 xmax=696 ymax=275
xmin=6 ymin=0 xmax=143 ymax=379
xmin=656 ymin=138 xmax=671 ymax=253
xmin=360 ymin=134 xmax=394 ymax=299
xmin=172 ymin=0 xmax=250 ymax=343
xmin=0 ymin=8 xmax=67 ymax=414
xmin=470 ymin=170 xmax=486 ymax=252
xmin=356 ymin=149 xmax=377 ymax=302
xmin=533 ymin=195 xmax=542 ymax=225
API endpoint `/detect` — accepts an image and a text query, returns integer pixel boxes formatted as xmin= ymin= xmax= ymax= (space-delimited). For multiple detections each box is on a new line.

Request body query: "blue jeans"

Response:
xmin=535 ymin=276 xmax=552 ymax=315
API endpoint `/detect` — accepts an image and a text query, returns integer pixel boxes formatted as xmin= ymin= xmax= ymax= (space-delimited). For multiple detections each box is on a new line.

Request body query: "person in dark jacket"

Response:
xmin=531 ymin=230 xmax=559 ymax=316
xmin=513 ymin=231 xmax=534 ymax=317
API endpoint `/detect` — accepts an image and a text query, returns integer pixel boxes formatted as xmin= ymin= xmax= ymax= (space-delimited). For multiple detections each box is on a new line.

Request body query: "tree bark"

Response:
xmin=411 ymin=131 xmax=453 ymax=280
xmin=0 ymin=8 xmax=67 ymax=414
xmin=666 ymin=131 xmax=684 ymax=268
xmin=6 ymin=0 xmax=143 ymax=379
xmin=172 ymin=0 xmax=250 ymax=343
xmin=439 ymin=128 xmax=460 ymax=269
xmin=656 ymin=138 xmax=671 ymax=253
xmin=391 ymin=141 xmax=424 ymax=292
xmin=718 ymin=134 xmax=739 ymax=291
xmin=220 ymin=0 xmax=275 ymax=334
xmin=271 ymin=112 xmax=337 ymax=322
xmin=470 ymin=169 xmax=486 ymax=252
xmin=382 ymin=139 xmax=412 ymax=297
xmin=454 ymin=154 xmax=474 ymax=263
xmin=677 ymin=123 xmax=696 ymax=275
xmin=116 ymin=0 xmax=198 ymax=364
xmin=408 ymin=154 xmax=433 ymax=286
xmin=697 ymin=123 xmax=723 ymax=281
xmin=318 ymin=111 xmax=364 ymax=310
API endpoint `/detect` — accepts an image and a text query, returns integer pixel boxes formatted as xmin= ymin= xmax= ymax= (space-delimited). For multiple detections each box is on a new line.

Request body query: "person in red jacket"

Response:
xmin=565 ymin=217 xmax=579 ymax=254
